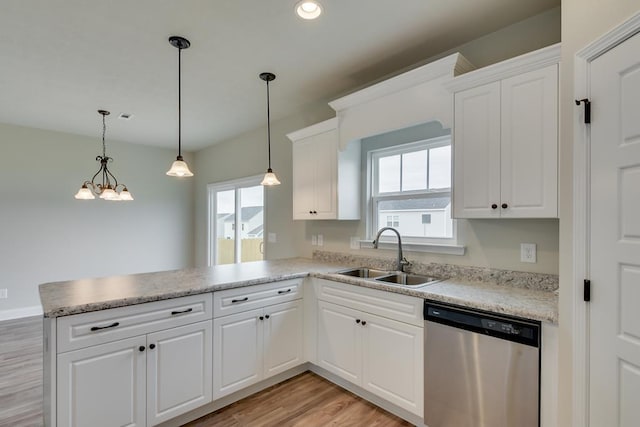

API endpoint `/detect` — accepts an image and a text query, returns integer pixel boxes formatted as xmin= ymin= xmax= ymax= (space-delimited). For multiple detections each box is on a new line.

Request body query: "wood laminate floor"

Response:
xmin=0 ymin=317 xmax=412 ymax=427
xmin=0 ymin=316 xmax=43 ymax=427
xmin=186 ymin=372 xmax=412 ymax=427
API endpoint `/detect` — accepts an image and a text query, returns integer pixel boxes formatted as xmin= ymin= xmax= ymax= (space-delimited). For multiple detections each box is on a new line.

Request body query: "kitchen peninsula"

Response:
xmin=40 ymin=255 xmax=558 ymax=426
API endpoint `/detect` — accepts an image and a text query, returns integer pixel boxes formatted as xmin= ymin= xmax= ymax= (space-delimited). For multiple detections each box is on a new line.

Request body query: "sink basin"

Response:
xmin=335 ymin=267 xmax=390 ymax=279
xmin=375 ymin=273 xmax=442 ymax=287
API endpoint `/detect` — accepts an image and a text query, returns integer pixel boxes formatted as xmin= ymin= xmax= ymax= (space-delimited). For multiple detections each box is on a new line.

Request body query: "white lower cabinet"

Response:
xmin=146 ymin=321 xmax=213 ymax=425
xmin=213 ymin=300 xmax=304 ymax=399
xmin=317 ymin=299 xmax=423 ymax=416
xmin=57 ymin=336 xmax=147 ymax=427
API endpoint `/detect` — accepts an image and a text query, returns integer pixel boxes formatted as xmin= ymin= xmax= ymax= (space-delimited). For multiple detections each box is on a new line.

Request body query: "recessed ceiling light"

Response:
xmin=295 ymin=0 xmax=322 ymax=20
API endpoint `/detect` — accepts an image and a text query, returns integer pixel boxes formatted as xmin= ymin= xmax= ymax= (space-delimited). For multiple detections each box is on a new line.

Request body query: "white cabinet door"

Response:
xmin=263 ymin=300 xmax=304 ymax=378
xmin=453 ymin=81 xmax=501 ymax=218
xmin=213 ymin=309 xmax=263 ymax=399
xmin=146 ymin=321 xmax=213 ymax=426
xmin=500 ymin=64 xmax=558 ymax=218
xmin=361 ymin=313 xmax=423 ymax=416
xmin=292 ymin=136 xmax=317 ymax=220
xmin=316 ymin=301 xmax=362 ymax=384
xmin=311 ymin=129 xmax=337 ymax=219
xmin=57 ymin=336 xmax=146 ymax=427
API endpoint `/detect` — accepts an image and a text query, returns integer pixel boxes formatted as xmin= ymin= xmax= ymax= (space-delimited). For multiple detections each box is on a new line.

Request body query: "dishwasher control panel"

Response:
xmin=425 ymin=303 xmax=539 ymax=347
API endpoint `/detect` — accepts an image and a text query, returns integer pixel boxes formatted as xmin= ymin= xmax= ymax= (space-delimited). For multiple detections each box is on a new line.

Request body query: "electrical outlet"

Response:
xmin=0 ymin=289 xmax=7 ymax=299
xmin=311 ymin=235 xmax=317 ymax=246
xmin=268 ymin=232 xmax=277 ymax=243
xmin=350 ymin=237 xmax=360 ymax=250
xmin=520 ymin=243 xmax=537 ymax=263
xmin=317 ymin=234 xmax=324 ymax=246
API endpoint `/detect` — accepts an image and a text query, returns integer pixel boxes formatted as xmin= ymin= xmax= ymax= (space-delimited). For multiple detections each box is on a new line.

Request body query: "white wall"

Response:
xmin=558 ymin=2 xmax=640 ymax=426
xmin=0 ymin=123 xmax=195 ymax=317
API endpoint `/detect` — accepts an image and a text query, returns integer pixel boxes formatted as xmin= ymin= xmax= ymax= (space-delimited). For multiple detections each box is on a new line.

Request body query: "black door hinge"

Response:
xmin=584 ymin=279 xmax=591 ymax=302
xmin=575 ymin=99 xmax=591 ymax=124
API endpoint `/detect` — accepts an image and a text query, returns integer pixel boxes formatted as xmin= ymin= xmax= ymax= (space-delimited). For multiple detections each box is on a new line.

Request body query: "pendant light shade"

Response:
xmin=74 ymin=110 xmax=133 ymax=201
xmin=166 ymin=36 xmax=194 ymax=177
xmin=259 ymin=72 xmax=280 ymax=186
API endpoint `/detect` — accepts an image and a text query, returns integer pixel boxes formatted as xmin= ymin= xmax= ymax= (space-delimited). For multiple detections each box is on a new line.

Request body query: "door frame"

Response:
xmin=573 ymin=11 xmax=640 ymax=427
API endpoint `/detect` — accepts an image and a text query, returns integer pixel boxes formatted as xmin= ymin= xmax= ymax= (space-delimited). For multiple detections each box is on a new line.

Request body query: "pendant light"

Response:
xmin=166 ymin=36 xmax=194 ymax=177
xmin=74 ymin=110 xmax=133 ymax=201
xmin=259 ymin=72 xmax=281 ymax=186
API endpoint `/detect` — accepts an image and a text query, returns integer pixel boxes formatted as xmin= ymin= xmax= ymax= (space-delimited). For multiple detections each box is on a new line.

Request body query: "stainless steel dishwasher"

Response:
xmin=424 ymin=302 xmax=540 ymax=427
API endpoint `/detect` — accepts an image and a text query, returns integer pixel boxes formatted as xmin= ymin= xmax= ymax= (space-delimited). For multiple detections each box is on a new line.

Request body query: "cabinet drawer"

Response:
xmin=57 ymin=293 xmax=213 ymax=353
xmin=213 ymin=279 xmax=303 ymax=318
xmin=316 ymin=279 xmax=423 ymax=327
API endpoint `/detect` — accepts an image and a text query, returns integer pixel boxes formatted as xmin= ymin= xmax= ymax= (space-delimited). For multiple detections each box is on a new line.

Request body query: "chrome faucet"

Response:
xmin=372 ymin=227 xmax=411 ymax=272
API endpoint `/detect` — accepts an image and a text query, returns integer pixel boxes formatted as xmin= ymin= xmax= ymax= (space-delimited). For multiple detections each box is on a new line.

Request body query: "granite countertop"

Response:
xmin=39 ymin=257 xmax=558 ymax=323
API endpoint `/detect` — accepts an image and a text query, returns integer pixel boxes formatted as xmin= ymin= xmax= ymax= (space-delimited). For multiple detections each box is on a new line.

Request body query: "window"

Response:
xmin=207 ymin=175 xmax=265 ymax=266
xmin=369 ymin=135 xmax=455 ymax=244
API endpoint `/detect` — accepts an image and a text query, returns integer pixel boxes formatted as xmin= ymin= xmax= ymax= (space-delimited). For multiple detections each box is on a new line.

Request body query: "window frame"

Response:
xmin=366 ymin=135 xmax=462 ymax=250
xmin=207 ymin=175 xmax=265 ymax=266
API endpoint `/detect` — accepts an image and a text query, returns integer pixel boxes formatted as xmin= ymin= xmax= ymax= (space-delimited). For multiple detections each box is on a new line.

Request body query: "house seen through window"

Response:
xmin=370 ymin=135 xmax=454 ymax=243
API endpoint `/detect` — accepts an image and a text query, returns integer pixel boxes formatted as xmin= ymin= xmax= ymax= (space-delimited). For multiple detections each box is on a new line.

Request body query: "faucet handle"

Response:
xmin=400 ymin=257 xmax=412 ymax=271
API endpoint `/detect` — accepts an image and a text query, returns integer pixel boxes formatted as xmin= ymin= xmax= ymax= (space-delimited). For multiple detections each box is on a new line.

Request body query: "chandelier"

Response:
xmin=74 ymin=110 xmax=133 ymax=201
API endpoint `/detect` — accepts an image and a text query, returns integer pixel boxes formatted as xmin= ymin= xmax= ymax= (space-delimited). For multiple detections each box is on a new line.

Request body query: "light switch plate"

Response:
xmin=520 ymin=243 xmax=537 ymax=263
xmin=317 ymin=234 xmax=324 ymax=246
xmin=268 ymin=233 xmax=277 ymax=243
xmin=0 ymin=289 xmax=7 ymax=299
xmin=311 ymin=235 xmax=317 ymax=246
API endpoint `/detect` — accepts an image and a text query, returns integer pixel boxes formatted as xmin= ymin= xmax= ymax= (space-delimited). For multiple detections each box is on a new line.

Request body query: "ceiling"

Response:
xmin=0 ymin=0 xmax=559 ymax=151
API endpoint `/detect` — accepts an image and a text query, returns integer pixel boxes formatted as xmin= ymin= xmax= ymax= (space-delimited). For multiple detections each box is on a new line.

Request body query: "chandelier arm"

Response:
xmin=105 ymin=162 xmax=119 ymax=189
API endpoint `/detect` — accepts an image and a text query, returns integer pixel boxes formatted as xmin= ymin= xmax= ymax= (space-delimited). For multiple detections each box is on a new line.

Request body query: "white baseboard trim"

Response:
xmin=0 ymin=305 xmax=43 ymax=321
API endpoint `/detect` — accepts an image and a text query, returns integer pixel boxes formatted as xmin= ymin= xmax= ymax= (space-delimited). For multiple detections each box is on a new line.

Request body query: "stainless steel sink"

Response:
xmin=335 ymin=267 xmax=390 ymax=279
xmin=374 ymin=273 xmax=442 ymax=287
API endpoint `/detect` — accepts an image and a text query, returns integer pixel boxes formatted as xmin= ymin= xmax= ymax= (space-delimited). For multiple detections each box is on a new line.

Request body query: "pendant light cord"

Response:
xmin=178 ymin=46 xmax=182 ymax=159
xmin=266 ymin=79 xmax=272 ymax=169
xmin=102 ymin=113 xmax=107 ymax=158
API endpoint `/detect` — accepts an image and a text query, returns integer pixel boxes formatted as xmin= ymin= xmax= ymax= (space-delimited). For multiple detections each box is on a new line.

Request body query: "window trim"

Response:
xmin=207 ymin=175 xmax=265 ymax=266
xmin=366 ymin=135 xmax=463 ymax=251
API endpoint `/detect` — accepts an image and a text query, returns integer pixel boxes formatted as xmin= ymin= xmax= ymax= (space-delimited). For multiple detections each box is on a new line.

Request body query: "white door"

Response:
xmin=316 ymin=301 xmax=362 ymax=384
xmin=147 ymin=320 xmax=213 ymax=426
xmin=361 ymin=312 xmax=423 ymax=416
xmin=453 ymin=81 xmax=501 ymax=218
xmin=213 ymin=308 xmax=263 ymax=399
xmin=589 ymin=30 xmax=640 ymax=427
xmin=501 ymin=64 xmax=558 ymax=218
xmin=263 ymin=300 xmax=304 ymax=378
xmin=57 ymin=336 xmax=146 ymax=427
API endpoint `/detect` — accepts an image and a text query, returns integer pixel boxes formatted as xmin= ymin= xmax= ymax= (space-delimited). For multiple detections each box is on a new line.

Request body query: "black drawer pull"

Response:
xmin=90 ymin=322 xmax=120 ymax=332
xmin=265 ymin=314 xmax=270 ymax=319
xmin=278 ymin=289 xmax=292 ymax=294
xmin=232 ymin=297 xmax=248 ymax=303
xmin=171 ymin=308 xmax=193 ymax=316
xmin=149 ymin=344 xmax=156 ymax=350
xmin=361 ymin=320 xmax=367 ymax=326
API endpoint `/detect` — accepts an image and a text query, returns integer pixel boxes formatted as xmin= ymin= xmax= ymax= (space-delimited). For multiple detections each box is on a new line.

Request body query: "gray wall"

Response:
xmin=0 ymin=123 xmax=195 ymax=317
xmin=194 ymin=7 xmax=561 ymax=275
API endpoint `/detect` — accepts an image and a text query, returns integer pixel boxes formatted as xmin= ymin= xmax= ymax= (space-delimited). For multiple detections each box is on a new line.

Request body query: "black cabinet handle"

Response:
xmin=90 ymin=322 xmax=120 ymax=332
xmin=501 ymin=203 xmax=508 ymax=209
xmin=309 ymin=210 xmax=313 ymax=214
xmin=278 ymin=289 xmax=292 ymax=294
xmin=355 ymin=319 xmax=361 ymax=324
xmin=265 ymin=314 xmax=270 ymax=319
xmin=171 ymin=308 xmax=193 ymax=316
xmin=313 ymin=210 xmax=317 ymax=214
xmin=361 ymin=321 xmax=367 ymax=326
xmin=149 ymin=344 xmax=156 ymax=350
xmin=231 ymin=297 xmax=248 ymax=303
xmin=491 ymin=204 xmax=498 ymax=209
xmin=259 ymin=316 xmax=264 ymax=320
xmin=139 ymin=346 xmax=145 ymax=352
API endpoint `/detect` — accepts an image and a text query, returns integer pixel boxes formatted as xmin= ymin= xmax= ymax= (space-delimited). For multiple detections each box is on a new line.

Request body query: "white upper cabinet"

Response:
xmin=448 ymin=44 xmax=560 ymax=218
xmin=288 ymin=118 xmax=360 ymax=220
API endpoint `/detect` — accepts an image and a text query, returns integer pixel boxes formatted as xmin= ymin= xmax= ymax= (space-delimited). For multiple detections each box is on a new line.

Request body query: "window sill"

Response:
xmin=358 ymin=240 xmax=466 ymax=256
